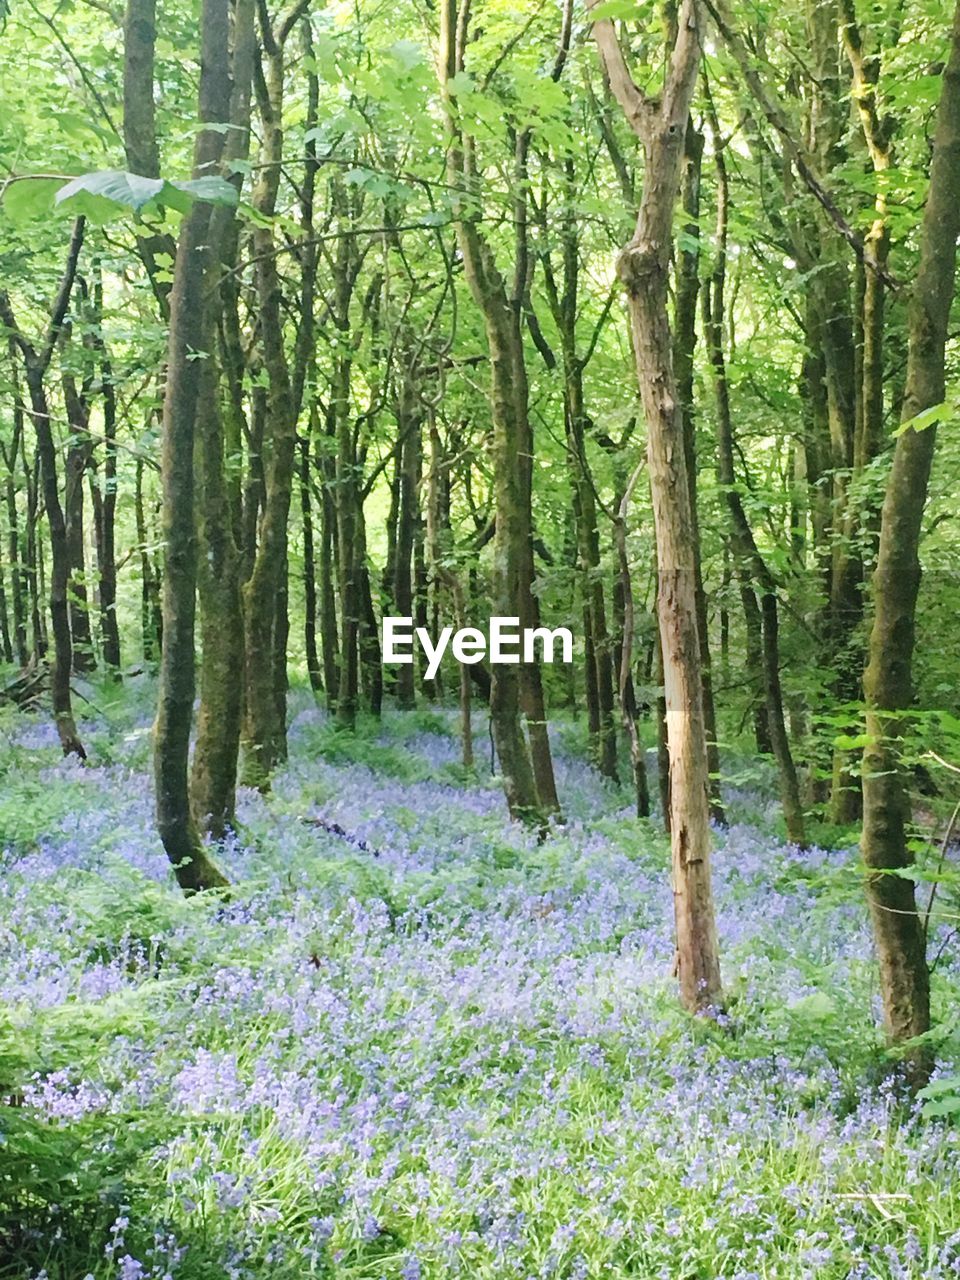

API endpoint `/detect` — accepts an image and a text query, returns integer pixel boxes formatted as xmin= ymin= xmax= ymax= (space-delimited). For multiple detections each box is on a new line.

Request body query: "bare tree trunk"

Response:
xmin=592 ymin=0 xmax=722 ymax=1010
xmin=123 ymin=0 xmax=175 ymax=311
xmin=135 ymin=453 xmax=160 ymax=663
xmin=61 ymin=346 xmax=96 ymax=673
xmin=24 ymin=448 xmax=45 ymax=662
xmin=318 ymin=423 xmax=340 ymax=712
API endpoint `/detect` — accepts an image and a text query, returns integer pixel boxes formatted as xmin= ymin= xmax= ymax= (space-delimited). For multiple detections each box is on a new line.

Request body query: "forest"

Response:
xmin=2 ymin=0 xmax=960 ymax=1273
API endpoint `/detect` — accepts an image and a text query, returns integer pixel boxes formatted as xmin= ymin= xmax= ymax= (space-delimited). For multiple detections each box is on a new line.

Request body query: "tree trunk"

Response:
xmin=24 ymin=448 xmax=45 ymax=662
xmin=860 ymin=0 xmax=960 ymax=1082
xmin=61 ymin=359 xmax=96 ymax=673
xmin=135 ymin=453 xmax=161 ymax=663
xmin=702 ymin=129 xmax=806 ymax=847
xmin=0 ymin=222 xmax=87 ymax=757
xmin=318 ymin=424 xmax=340 ymax=712
xmin=3 ymin=343 xmax=28 ymax=667
xmin=674 ymin=118 xmax=723 ymax=824
xmin=593 ymin=0 xmax=722 ymax=1010
xmin=153 ymin=0 xmax=233 ymax=891
xmin=300 ymin=430 xmax=322 ymax=694
xmin=439 ymin=0 xmax=545 ymax=824
xmin=241 ymin=30 xmax=301 ymax=780
xmin=393 ymin=375 xmax=422 ymax=710
xmin=91 ymin=306 xmax=121 ymax=673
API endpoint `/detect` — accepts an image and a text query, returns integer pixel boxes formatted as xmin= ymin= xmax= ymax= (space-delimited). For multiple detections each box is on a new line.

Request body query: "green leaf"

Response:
xmin=54 ymin=170 xmax=239 ymax=222
xmin=169 ymin=176 xmax=239 ymax=208
xmin=921 ymin=1097 xmax=960 ymax=1117
xmin=1 ymin=175 xmax=65 ymax=222
xmin=55 ymin=169 xmax=164 ymax=212
xmin=893 ymin=401 xmax=951 ymax=436
xmin=447 ymin=71 xmax=475 ymax=97
xmin=388 ymin=39 xmax=425 ymax=72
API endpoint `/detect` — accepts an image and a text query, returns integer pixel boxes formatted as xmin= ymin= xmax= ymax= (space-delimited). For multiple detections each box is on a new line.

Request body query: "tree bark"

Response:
xmin=89 ymin=287 xmax=121 ymax=673
xmin=674 ymin=119 xmax=723 ymax=825
xmin=439 ymin=0 xmax=547 ymax=824
xmin=191 ymin=0 xmax=255 ymax=835
xmin=860 ymin=0 xmax=960 ymax=1082
xmin=703 ymin=121 xmax=806 ymax=848
xmin=2 ymin=341 xmax=28 ymax=667
xmin=393 ymin=371 xmax=422 ymax=710
xmin=153 ymin=0 xmax=233 ymax=891
xmin=0 ymin=220 xmax=87 ymax=757
xmin=592 ymin=0 xmax=722 ymax=1010
xmin=241 ymin=15 xmax=306 ymax=780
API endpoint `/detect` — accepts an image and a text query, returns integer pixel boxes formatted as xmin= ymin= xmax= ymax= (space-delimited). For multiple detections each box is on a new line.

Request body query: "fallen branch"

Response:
xmin=299 ymin=815 xmax=381 ymax=858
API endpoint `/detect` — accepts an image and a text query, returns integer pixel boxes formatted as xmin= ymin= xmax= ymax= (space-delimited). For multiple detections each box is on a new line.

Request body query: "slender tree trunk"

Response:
xmin=0 ymin=222 xmax=87 ymax=756
xmin=192 ymin=359 xmax=245 ymax=837
xmin=359 ymin=545 xmax=383 ymax=718
xmin=91 ymin=311 xmax=121 ymax=673
xmin=439 ymin=0 xmax=544 ymax=823
xmin=593 ymin=0 xmax=722 ymax=1009
xmin=26 ymin=372 xmax=83 ymax=751
xmin=24 ymin=449 xmax=44 ymax=662
xmin=3 ymin=344 xmax=28 ymax=666
xmin=135 ymin=454 xmax=160 ymax=663
xmin=614 ymin=487 xmax=651 ymax=818
xmin=860 ymin=1 xmax=960 ymax=1081
xmin=318 ymin=424 xmax=340 ymax=712
xmin=188 ymin=0 xmax=253 ymax=837
xmin=241 ymin=29 xmax=301 ymax=780
xmin=333 ymin=349 xmax=361 ymax=730
xmin=0 ymin=538 xmax=11 ymax=664
xmin=123 ymin=0 xmax=175 ymax=311
xmin=674 ymin=119 xmax=723 ymax=824
xmin=62 ymin=385 xmax=94 ymax=673
xmin=300 ymin=431 xmax=322 ymax=694
xmin=702 ymin=128 xmax=806 ymax=847
xmin=153 ymin=0 xmax=233 ymax=891
xmin=394 ymin=375 xmax=421 ymax=710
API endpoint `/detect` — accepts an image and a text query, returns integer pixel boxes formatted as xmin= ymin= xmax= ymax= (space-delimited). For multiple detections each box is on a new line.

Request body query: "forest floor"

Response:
xmin=4 ymin=678 xmax=960 ymax=1279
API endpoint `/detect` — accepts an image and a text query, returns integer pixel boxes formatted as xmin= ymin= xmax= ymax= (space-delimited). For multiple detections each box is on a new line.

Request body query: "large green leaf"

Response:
xmin=0 ymin=175 xmax=65 ymax=222
xmin=52 ymin=170 xmax=239 ymax=223
xmin=893 ymin=400 xmax=952 ymax=436
xmin=55 ymin=169 xmax=165 ymax=212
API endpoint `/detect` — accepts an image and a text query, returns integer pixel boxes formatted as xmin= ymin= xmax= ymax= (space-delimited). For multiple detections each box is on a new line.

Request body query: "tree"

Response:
xmin=0 ymin=219 xmax=87 ymax=760
xmin=860 ymin=0 xmax=960 ymax=1081
xmin=153 ymin=0 xmax=236 ymax=893
xmin=437 ymin=0 xmax=560 ymax=824
xmin=590 ymin=0 xmax=722 ymax=1011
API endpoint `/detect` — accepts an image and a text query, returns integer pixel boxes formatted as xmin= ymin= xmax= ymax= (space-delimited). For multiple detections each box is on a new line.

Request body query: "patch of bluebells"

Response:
xmin=4 ymin=689 xmax=960 ymax=1276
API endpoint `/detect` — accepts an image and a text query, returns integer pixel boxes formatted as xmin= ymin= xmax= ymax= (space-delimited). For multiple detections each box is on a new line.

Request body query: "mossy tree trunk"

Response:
xmin=860 ymin=0 xmax=960 ymax=1084
xmin=152 ymin=0 xmax=233 ymax=892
